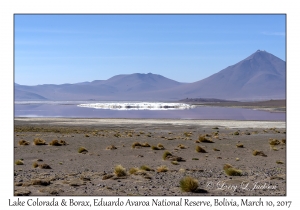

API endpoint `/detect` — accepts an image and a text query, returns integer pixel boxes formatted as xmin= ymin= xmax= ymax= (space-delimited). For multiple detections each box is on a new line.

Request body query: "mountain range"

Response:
xmin=14 ymin=50 xmax=286 ymax=101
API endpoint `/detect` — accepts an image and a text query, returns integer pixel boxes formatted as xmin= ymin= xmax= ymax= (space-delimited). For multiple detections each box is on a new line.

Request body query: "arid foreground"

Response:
xmin=14 ymin=118 xmax=286 ymax=196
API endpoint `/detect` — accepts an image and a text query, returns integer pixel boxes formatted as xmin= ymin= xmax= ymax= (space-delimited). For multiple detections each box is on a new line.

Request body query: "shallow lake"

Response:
xmin=14 ymin=101 xmax=285 ymax=121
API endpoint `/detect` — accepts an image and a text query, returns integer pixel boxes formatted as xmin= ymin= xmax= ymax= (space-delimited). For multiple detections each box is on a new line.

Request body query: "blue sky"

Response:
xmin=15 ymin=14 xmax=286 ymax=85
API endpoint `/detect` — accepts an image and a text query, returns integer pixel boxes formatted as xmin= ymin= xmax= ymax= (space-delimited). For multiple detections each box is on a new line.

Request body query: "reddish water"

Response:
xmin=14 ymin=102 xmax=285 ymax=121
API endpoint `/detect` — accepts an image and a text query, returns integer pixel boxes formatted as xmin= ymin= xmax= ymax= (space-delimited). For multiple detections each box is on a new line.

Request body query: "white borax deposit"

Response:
xmin=77 ymin=102 xmax=194 ymax=110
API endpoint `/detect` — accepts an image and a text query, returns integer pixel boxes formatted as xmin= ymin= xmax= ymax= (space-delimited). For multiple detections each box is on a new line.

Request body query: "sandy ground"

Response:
xmin=14 ymin=118 xmax=286 ymax=196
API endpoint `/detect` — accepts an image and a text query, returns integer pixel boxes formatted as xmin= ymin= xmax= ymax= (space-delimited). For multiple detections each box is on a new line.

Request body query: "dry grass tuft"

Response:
xmin=281 ymin=139 xmax=286 ymax=144
xmin=18 ymin=140 xmax=30 ymax=145
xmin=15 ymin=160 xmax=24 ymax=165
xmin=169 ymin=156 xmax=184 ymax=162
xmin=276 ymin=160 xmax=284 ymax=164
xmin=171 ymin=161 xmax=179 ymax=165
xmin=233 ymin=131 xmax=239 ymax=135
xmin=163 ymin=151 xmax=172 ymax=160
xmin=114 ymin=165 xmax=127 ymax=177
xmin=196 ymin=145 xmax=207 ymax=153
xmin=184 ymin=132 xmax=192 ymax=137
xmin=141 ymin=142 xmax=150 ymax=147
xmin=223 ymin=164 xmax=242 ymax=176
xmin=252 ymin=150 xmax=267 ymax=157
xmin=59 ymin=140 xmax=67 ymax=145
xmin=39 ymin=164 xmax=51 ymax=169
xmin=49 ymin=140 xmax=62 ymax=146
xmin=269 ymin=139 xmax=281 ymax=145
xmin=157 ymin=143 xmax=165 ymax=149
xmin=132 ymin=142 xmax=141 ymax=148
xmin=33 ymin=138 xmax=47 ymax=145
xmin=32 ymin=162 xmax=39 ymax=168
xmin=179 ymin=176 xmax=199 ymax=192
xmin=106 ymin=145 xmax=117 ymax=150
xmin=178 ymin=144 xmax=186 ymax=149
xmin=140 ymin=165 xmax=152 ymax=171
xmin=129 ymin=167 xmax=139 ymax=174
xmin=198 ymin=135 xmax=214 ymax=143
xmin=236 ymin=144 xmax=244 ymax=148
xmin=213 ymin=148 xmax=220 ymax=151
xmin=78 ymin=146 xmax=88 ymax=153
xmin=157 ymin=165 xmax=168 ymax=172
xmin=151 ymin=145 xmax=160 ymax=150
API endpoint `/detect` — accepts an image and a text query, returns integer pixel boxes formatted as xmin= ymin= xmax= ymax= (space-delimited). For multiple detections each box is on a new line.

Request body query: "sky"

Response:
xmin=14 ymin=14 xmax=286 ymax=85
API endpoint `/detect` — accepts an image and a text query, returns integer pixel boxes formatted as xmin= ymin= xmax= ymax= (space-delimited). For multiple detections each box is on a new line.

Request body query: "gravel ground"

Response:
xmin=14 ymin=118 xmax=286 ymax=196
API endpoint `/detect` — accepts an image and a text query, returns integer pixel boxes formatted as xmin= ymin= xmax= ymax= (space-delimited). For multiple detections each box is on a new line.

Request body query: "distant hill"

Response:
xmin=14 ymin=73 xmax=184 ymax=101
xmin=14 ymin=50 xmax=286 ymax=101
xmin=167 ymin=50 xmax=285 ymax=100
xmin=179 ymin=98 xmax=237 ymax=103
xmin=14 ymin=89 xmax=47 ymax=100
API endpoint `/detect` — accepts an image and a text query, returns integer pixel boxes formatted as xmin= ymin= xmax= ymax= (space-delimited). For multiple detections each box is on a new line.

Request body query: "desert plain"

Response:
xmin=14 ymin=117 xmax=286 ymax=196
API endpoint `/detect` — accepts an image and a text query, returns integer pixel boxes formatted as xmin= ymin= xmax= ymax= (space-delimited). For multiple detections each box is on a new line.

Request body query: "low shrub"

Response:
xmin=33 ymin=138 xmax=47 ymax=145
xmin=18 ymin=140 xmax=30 ymax=145
xmin=157 ymin=143 xmax=164 ymax=149
xmin=151 ymin=145 xmax=160 ymax=150
xmin=49 ymin=140 xmax=62 ymax=146
xmin=179 ymin=176 xmax=199 ymax=192
xmin=32 ymin=162 xmax=39 ymax=168
xmin=233 ymin=131 xmax=239 ymax=135
xmin=78 ymin=146 xmax=88 ymax=153
xmin=196 ymin=146 xmax=206 ymax=153
xmin=157 ymin=165 xmax=168 ymax=172
xmin=223 ymin=164 xmax=242 ymax=176
xmin=163 ymin=151 xmax=172 ymax=160
xmin=106 ymin=145 xmax=117 ymax=150
xmin=132 ymin=142 xmax=141 ymax=148
xmin=114 ymin=165 xmax=127 ymax=177
xmin=140 ymin=165 xmax=152 ymax=171
xmin=269 ymin=139 xmax=281 ymax=145
xmin=15 ymin=160 xmax=24 ymax=165
xmin=129 ymin=167 xmax=139 ymax=174
xmin=252 ymin=150 xmax=267 ymax=157
xmin=39 ymin=164 xmax=51 ymax=169
xmin=141 ymin=142 xmax=150 ymax=147
xmin=198 ymin=135 xmax=214 ymax=143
